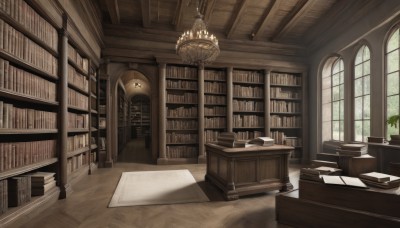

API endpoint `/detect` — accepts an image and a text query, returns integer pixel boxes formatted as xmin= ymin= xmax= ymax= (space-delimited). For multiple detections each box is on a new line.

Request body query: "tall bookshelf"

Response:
xmin=89 ymin=66 xmax=98 ymax=172
xmin=0 ymin=0 xmax=60 ymax=224
xmin=232 ymin=69 xmax=265 ymax=140
xmin=117 ymin=84 xmax=129 ymax=155
xmin=204 ymin=68 xmax=227 ymax=143
xmin=165 ymin=65 xmax=199 ymax=163
xmin=130 ymin=95 xmax=150 ymax=138
xmin=98 ymin=78 xmax=107 ymax=167
xmin=269 ymin=71 xmax=304 ymax=162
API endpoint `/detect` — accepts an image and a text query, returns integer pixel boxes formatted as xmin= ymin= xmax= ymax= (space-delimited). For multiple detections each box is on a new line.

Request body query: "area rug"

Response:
xmin=108 ymin=169 xmax=209 ymax=207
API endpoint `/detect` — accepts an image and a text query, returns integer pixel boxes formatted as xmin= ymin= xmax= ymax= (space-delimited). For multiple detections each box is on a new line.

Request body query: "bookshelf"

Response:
xmin=165 ymin=65 xmax=199 ymax=163
xmin=89 ymin=66 xmax=98 ymax=173
xmin=269 ymin=71 xmax=305 ymax=163
xmin=117 ymin=84 xmax=129 ymax=155
xmin=98 ymin=78 xmax=107 ymax=167
xmin=232 ymin=69 xmax=265 ymax=140
xmin=130 ymin=95 xmax=150 ymax=138
xmin=0 ymin=0 xmax=60 ymax=224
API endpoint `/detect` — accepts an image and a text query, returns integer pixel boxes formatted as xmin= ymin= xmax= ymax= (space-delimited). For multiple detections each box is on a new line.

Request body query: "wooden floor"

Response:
xmin=11 ymin=138 xmax=300 ymax=228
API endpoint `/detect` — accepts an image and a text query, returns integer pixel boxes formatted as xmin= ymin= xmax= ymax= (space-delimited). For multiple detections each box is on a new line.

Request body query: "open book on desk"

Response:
xmin=247 ymin=137 xmax=274 ymax=147
xmin=322 ymin=175 xmax=368 ymax=188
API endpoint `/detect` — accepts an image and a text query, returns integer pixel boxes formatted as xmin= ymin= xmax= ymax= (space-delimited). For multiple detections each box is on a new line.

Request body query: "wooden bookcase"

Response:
xmin=117 ymin=84 xmax=129 ymax=155
xmin=232 ymin=69 xmax=265 ymax=140
xmin=130 ymin=95 xmax=150 ymax=138
xmin=98 ymin=78 xmax=107 ymax=167
xmin=89 ymin=67 xmax=98 ymax=173
xmin=269 ymin=72 xmax=304 ymax=163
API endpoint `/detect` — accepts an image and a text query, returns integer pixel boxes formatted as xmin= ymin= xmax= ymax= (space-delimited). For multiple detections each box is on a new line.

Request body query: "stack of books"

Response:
xmin=367 ymin=136 xmax=386 ymax=143
xmin=217 ymin=132 xmax=236 ymax=148
xmin=311 ymin=160 xmax=338 ymax=168
xmin=300 ymin=166 xmax=342 ymax=182
xmin=8 ymin=176 xmax=31 ymax=207
xmin=389 ymin=137 xmax=400 ymax=146
xmin=359 ymin=172 xmax=400 ymax=189
xmin=247 ymin=137 xmax=274 ymax=147
xmin=29 ymin=172 xmax=56 ymax=196
xmin=336 ymin=143 xmax=367 ymax=157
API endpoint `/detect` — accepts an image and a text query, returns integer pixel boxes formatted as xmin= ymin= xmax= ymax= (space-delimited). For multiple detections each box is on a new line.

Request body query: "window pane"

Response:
xmin=355 ymin=64 xmax=362 ymax=78
xmin=340 ymin=71 xmax=344 ymax=84
xmin=387 ymin=95 xmax=399 ymax=117
xmin=387 ymin=30 xmax=399 ymax=53
xmin=340 ymin=121 xmax=344 ymax=141
xmin=355 ymin=49 xmax=363 ymax=64
xmin=332 ymin=74 xmax=340 ymax=86
xmin=339 ymin=84 xmax=344 ymax=99
xmin=322 ymin=75 xmax=331 ymax=89
xmin=363 ymin=46 xmax=370 ymax=61
xmin=332 ymin=86 xmax=340 ymax=101
xmin=363 ymin=120 xmax=370 ymax=142
xmin=387 ymin=50 xmax=399 ymax=73
xmin=333 ymin=62 xmax=340 ymax=74
xmin=322 ymin=88 xmax=331 ymax=104
xmin=354 ymin=97 xmax=363 ymax=120
xmin=332 ymin=101 xmax=339 ymax=120
xmin=363 ymin=60 xmax=370 ymax=76
xmin=387 ymin=72 xmax=399 ymax=96
xmin=340 ymin=100 xmax=344 ymax=120
xmin=332 ymin=121 xmax=340 ymax=140
xmin=355 ymin=120 xmax=363 ymax=141
xmin=354 ymin=78 xmax=363 ymax=97
xmin=339 ymin=60 xmax=344 ymax=71
xmin=363 ymin=95 xmax=370 ymax=119
xmin=364 ymin=76 xmax=370 ymax=95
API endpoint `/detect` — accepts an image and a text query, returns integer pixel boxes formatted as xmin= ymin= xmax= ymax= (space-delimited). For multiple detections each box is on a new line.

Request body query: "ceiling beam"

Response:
xmin=140 ymin=0 xmax=151 ymax=28
xmin=105 ymin=0 xmax=120 ymax=24
xmin=200 ymin=0 xmax=216 ymax=24
xmin=173 ymin=0 xmax=185 ymax=31
xmin=252 ymin=0 xmax=282 ymax=41
xmin=271 ymin=0 xmax=316 ymax=41
xmin=226 ymin=0 xmax=249 ymax=39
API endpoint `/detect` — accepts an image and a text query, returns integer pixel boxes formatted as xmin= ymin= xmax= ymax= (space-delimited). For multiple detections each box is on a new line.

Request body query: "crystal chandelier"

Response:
xmin=176 ymin=3 xmax=220 ymax=65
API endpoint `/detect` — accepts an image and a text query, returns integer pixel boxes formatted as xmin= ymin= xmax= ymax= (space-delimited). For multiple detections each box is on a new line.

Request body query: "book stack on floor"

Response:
xmin=300 ymin=166 xmax=342 ymax=182
xmin=336 ymin=143 xmax=367 ymax=157
xmin=8 ymin=176 xmax=31 ymax=207
xmin=359 ymin=172 xmax=400 ymax=189
xmin=0 ymin=180 xmax=7 ymax=215
xmin=29 ymin=172 xmax=56 ymax=196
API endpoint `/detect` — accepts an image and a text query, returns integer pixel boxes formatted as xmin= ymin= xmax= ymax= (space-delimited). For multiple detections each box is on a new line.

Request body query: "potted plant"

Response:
xmin=387 ymin=114 xmax=400 ymax=140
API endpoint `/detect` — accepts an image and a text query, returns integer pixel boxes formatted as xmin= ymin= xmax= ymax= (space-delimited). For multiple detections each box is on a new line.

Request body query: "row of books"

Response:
xmin=166 ymin=120 xmax=198 ymax=130
xmin=0 ymin=101 xmax=57 ymax=129
xmin=271 ymin=87 xmax=301 ymax=99
xmin=166 ymin=132 xmax=198 ymax=144
xmin=0 ymin=0 xmax=58 ymax=51
xmin=204 ymin=130 xmax=221 ymax=143
xmin=66 ymin=152 xmax=89 ymax=175
xmin=68 ymin=65 xmax=89 ymax=93
xmin=205 ymin=95 xmax=225 ymax=105
xmin=234 ymin=130 xmax=263 ymax=140
xmin=233 ymin=100 xmax=264 ymax=112
xmin=0 ymin=179 xmax=7 ymax=214
xmin=205 ymin=106 xmax=226 ymax=116
xmin=68 ymin=88 xmax=89 ymax=110
xmin=166 ymin=79 xmax=197 ymax=90
xmin=233 ymin=85 xmax=264 ymax=97
xmin=67 ymin=112 xmax=89 ymax=129
xmin=205 ymin=117 xmax=226 ymax=128
xmin=166 ymin=92 xmax=197 ymax=103
xmin=204 ymin=70 xmax=225 ymax=81
xmin=270 ymin=73 xmax=301 ymax=86
xmin=0 ymin=140 xmax=56 ymax=172
xmin=166 ymin=145 xmax=198 ymax=158
xmin=270 ymin=115 xmax=301 ymax=128
xmin=233 ymin=70 xmax=263 ymax=83
xmin=166 ymin=66 xmax=197 ymax=80
xmin=270 ymin=130 xmax=302 ymax=147
xmin=233 ymin=114 xmax=264 ymax=128
xmin=204 ymin=81 xmax=226 ymax=94
xmin=0 ymin=19 xmax=58 ymax=75
xmin=270 ymin=100 xmax=301 ymax=113
xmin=68 ymin=43 xmax=88 ymax=73
xmin=67 ymin=133 xmax=90 ymax=152
xmin=0 ymin=58 xmax=57 ymax=101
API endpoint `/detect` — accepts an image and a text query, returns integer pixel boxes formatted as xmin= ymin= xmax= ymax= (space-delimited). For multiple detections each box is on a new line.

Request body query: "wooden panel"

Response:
xmin=208 ymin=0 xmax=237 ymax=31
xmin=118 ymin=0 xmax=142 ymax=25
xmin=219 ymin=157 xmax=228 ymax=181
xmin=259 ymin=157 xmax=280 ymax=181
xmin=209 ymin=153 xmax=218 ymax=174
xmin=264 ymin=0 xmax=297 ymax=39
xmin=234 ymin=159 xmax=257 ymax=184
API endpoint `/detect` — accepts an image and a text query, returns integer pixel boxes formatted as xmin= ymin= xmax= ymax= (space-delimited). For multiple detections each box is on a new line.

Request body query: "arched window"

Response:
xmin=322 ymin=57 xmax=344 ymax=141
xmin=386 ymin=28 xmax=400 ymax=137
xmin=354 ymin=45 xmax=371 ymax=142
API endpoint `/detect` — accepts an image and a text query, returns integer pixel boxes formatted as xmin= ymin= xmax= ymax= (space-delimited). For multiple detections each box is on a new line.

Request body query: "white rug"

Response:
xmin=108 ymin=169 xmax=209 ymax=207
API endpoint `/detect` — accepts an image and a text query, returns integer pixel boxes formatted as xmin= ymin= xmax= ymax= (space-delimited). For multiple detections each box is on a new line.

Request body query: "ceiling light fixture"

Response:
xmin=175 ymin=0 xmax=220 ymax=65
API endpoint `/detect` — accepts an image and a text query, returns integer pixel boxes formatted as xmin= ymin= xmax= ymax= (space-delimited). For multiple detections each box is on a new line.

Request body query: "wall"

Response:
xmin=308 ymin=0 xmax=400 ymax=159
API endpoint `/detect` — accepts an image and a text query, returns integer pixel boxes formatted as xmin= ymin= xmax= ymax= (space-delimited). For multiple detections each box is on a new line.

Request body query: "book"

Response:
xmin=322 ymin=175 xmax=368 ymax=188
xmin=360 ymin=178 xmax=400 ymax=189
xmin=247 ymin=137 xmax=274 ymax=147
xmin=311 ymin=160 xmax=338 ymax=168
xmin=336 ymin=149 xmax=367 ymax=157
xmin=31 ymin=179 xmax=56 ymax=196
xmin=359 ymin=172 xmax=391 ymax=183
xmin=29 ymin=172 xmax=56 ymax=184
xmin=340 ymin=143 xmax=367 ymax=151
xmin=367 ymin=136 xmax=386 ymax=143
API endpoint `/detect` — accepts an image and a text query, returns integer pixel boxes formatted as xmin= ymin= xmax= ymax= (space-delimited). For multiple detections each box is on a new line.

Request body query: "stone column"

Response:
xmin=198 ymin=63 xmax=206 ymax=163
xmin=157 ymin=63 xmax=168 ymax=164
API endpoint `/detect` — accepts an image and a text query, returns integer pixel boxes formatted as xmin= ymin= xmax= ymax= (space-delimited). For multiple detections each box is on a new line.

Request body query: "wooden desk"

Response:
xmin=367 ymin=143 xmax=400 ymax=173
xmin=205 ymin=143 xmax=294 ymax=200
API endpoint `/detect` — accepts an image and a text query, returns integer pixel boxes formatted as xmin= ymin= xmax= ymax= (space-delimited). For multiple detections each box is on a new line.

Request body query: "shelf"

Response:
xmin=68 ymin=83 xmax=89 ymax=96
xmin=91 ymin=109 xmax=98 ymax=114
xmin=270 ymin=84 xmax=302 ymax=88
xmin=233 ymin=96 xmax=264 ymax=100
xmin=90 ymin=75 xmax=97 ymax=82
xmin=166 ymin=77 xmax=197 ymax=81
xmin=91 ymin=144 xmax=98 ymax=150
xmin=204 ymin=115 xmax=227 ymax=117
xmin=205 ymin=127 xmax=226 ymax=130
xmin=68 ymin=105 xmax=89 ymax=113
xmin=204 ymin=79 xmax=226 ymax=82
xmin=91 ymin=128 xmax=98 ymax=132
xmin=0 ymin=158 xmax=58 ymax=180
xmin=0 ymin=50 xmax=58 ymax=81
xmin=270 ymin=97 xmax=301 ymax=101
xmin=166 ymin=88 xmax=198 ymax=91
xmin=166 ymin=102 xmax=198 ymax=105
xmin=270 ymin=127 xmax=301 ymax=129
xmin=91 ymin=93 xmax=97 ymax=99
xmin=0 ymin=129 xmax=58 ymax=134
xmin=233 ymin=110 xmax=264 ymax=113
xmin=0 ymin=12 xmax=58 ymax=56
xmin=233 ymin=81 xmax=264 ymax=85
xmin=67 ymin=147 xmax=90 ymax=158
xmin=205 ymin=103 xmax=226 ymax=106
xmin=166 ymin=129 xmax=198 ymax=131
xmin=204 ymin=92 xmax=226 ymax=95
xmin=68 ymin=128 xmax=90 ymax=133
xmin=270 ymin=112 xmax=302 ymax=115
xmin=166 ymin=116 xmax=198 ymax=119
xmin=68 ymin=58 xmax=88 ymax=76
xmin=0 ymin=89 xmax=58 ymax=106
xmin=233 ymin=127 xmax=264 ymax=129
xmin=166 ymin=142 xmax=198 ymax=145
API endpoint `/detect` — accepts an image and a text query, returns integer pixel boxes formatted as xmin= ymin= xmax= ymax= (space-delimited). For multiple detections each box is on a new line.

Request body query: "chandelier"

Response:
xmin=176 ymin=4 xmax=220 ymax=65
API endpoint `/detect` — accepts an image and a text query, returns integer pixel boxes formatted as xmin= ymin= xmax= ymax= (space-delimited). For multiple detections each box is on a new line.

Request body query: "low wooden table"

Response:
xmin=205 ymin=143 xmax=294 ymax=200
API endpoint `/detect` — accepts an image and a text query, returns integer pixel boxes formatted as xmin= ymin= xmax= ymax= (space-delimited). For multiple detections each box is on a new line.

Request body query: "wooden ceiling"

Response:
xmin=98 ymin=0 xmax=338 ymax=45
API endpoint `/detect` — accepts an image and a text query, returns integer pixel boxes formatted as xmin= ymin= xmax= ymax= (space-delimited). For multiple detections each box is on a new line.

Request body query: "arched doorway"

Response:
xmin=117 ymin=70 xmax=152 ymax=163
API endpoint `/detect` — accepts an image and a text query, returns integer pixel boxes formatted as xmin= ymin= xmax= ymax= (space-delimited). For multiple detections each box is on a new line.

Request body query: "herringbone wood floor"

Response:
xmin=12 ymin=138 xmax=300 ymax=228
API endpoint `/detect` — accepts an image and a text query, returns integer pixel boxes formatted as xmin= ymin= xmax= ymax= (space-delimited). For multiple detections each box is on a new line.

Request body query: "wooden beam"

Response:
xmin=226 ymin=0 xmax=249 ymax=39
xmin=271 ymin=0 xmax=316 ymax=41
xmin=252 ymin=0 xmax=282 ymax=41
xmin=140 ymin=0 xmax=151 ymax=28
xmin=105 ymin=0 xmax=120 ymax=24
xmin=173 ymin=0 xmax=185 ymax=31
xmin=201 ymin=0 xmax=216 ymax=24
